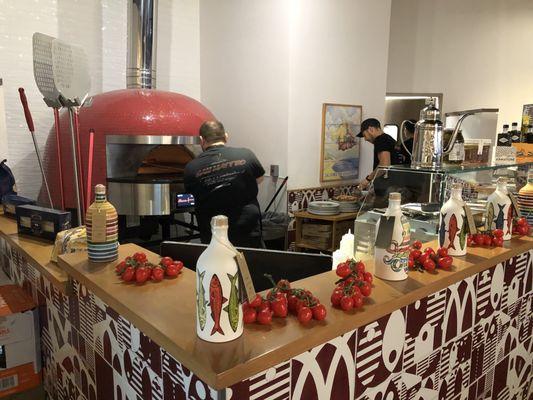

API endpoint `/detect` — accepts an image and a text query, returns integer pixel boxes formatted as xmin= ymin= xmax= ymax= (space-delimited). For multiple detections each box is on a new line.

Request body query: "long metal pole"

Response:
xmin=53 ymin=108 xmax=65 ymax=210
xmin=68 ymin=108 xmax=83 ymax=225
xmin=30 ymin=131 xmax=54 ymax=208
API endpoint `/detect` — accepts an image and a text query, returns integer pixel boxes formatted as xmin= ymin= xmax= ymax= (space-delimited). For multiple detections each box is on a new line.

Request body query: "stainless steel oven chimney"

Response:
xmin=127 ymin=0 xmax=158 ymax=89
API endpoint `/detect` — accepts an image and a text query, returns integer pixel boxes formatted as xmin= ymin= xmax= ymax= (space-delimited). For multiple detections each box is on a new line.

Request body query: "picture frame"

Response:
xmin=320 ymin=103 xmax=362 ymax=183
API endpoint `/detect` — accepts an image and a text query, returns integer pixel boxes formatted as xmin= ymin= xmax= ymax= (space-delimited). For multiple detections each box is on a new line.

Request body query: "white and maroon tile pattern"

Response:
xmin=1 ymin=237 xmax=531 ymax=400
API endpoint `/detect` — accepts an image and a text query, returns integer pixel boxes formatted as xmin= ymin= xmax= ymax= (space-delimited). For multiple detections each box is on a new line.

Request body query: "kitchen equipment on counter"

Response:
xmin=308 ymin=201 xmax=341 ymax=216
xmin=400 ymin=100 xmax=498 ymax=169
xmin=2 ymin=194 xmax=36 ymax=218
xmin=17 ymin=88 xmax=53 ymax=208
xmin=36 ymin=0 xmax=215 ymax=244
xmin=16 ymin=204 xmax=71 ymax=241
xmin=32 ymin=32 xmax=91 ymax=223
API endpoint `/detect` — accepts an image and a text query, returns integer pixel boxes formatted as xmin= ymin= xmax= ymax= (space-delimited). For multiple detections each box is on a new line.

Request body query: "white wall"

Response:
xmin=200 ymin=0 xmax=392 ymax=193
xmin=287 ymin=0 xmax=392 ymax=189
xmin=387 ymin=0 xmax=533 ymax=129
xmin=0 ymin=0 xmax=200 ymax=199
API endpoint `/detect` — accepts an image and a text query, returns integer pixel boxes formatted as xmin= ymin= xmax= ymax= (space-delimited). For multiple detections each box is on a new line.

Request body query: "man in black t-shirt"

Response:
xmin=184 ymin=120 xmax=265 ymax=247
xmin=357 ymin=118 xmax=400 ymax=191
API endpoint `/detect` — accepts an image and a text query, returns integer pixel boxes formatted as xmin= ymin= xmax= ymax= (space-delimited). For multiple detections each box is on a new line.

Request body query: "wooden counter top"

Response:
xmin=57 ymin=235 xmax=533 ymax=390
xmin=0 ymin=216 xmax=68 ymax=291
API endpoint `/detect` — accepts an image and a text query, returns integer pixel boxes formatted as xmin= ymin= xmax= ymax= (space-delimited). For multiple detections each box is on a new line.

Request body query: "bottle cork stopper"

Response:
xmin=95 ymin=184 xmax=106 ymax=194
xmin=389 ymin=192 xmax=401 ymax=201
xmin=211 ymin=215 xmax=228 ymax=228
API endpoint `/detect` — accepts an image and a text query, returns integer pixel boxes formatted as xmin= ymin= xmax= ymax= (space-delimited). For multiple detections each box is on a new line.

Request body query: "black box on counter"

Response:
xmin=15 ymin=205 xmax=71 ymax=242
xmin=1 ymin=194 xmax=36 ymax=218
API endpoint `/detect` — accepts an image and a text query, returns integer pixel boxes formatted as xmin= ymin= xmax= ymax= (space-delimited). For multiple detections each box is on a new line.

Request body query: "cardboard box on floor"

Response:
xmin=0 ymin=285 xmax=41 ymax=398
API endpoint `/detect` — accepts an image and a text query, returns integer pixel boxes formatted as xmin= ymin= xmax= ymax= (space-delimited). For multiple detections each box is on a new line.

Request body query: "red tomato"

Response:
xmin=172 ymin=261 xmax=184 ymax=273
xmin=492 ymin=229 xmax=504 ymax=238
xmin=437 ymin=247 xmax=448 ymax=257
xmin=297 ymin=307 xmax=313 ymax=324
xmin=340 ymin=296 xmax=354 ymax=311
xmin=518 ymin=225 xmax=529 ymax=236
xmin=257 ymin=308 xmax=273 ymax=325
xmin=271 ymin=300 xmax=288 ymax=318
xmin=517 ymin=217 xmax=528 ymax=227
xmin=423 ymin=259 xmax=436 ymax=272
xmin=336 ymin=263 xmax=351 ymax=278
xmin=276 ymin=279 xmax=291 ymax=292
xmin=135 ymin=267 xmax=150 ymax=284
xmin=408 ymin=258 xmax=415 ymax=269
xmin=133 ymin=252 xmax=147 ymax=263
xmin=493 ymin=237 xmax=504 ymax=247
xmin=165 ymin=264 xmax=179 ymax=277
xmin=360 ymin=282 xmax=372 ymax=297
xmin=121 ymin=267 xmax=135 ymax=282
xmin=311 ymin=304 xmax=327 ymax=321
xmin=467 ymin=235 xmax=474 ymax=246
xmin=364 ymin=272 xmax=374 ymax=283
xmin=483 ymin=235 xmax=492 ymax=246
xmin=418 ymin=253 xmax=429 ymax=265
xmin=151 ymin=267 xmax=164 ymax=281
xmin=438 ymin=256 xmax=453 ymax=270
xmin=424 ymin=247 xmax=435 ymax=255
xmin=243 ymin=307 xmax=257 ymax=324
xmin=355 ymin=261 xmax=366 ymax=274
xmin=330 ymin=290 xmax=343 ymax=307
xmin=410 ymin=249 xmax=422 ymax=260
xmin=248 ymin=294 xmax=262 ymax=308
xmin=258 ymin=300 xmax=271 ymax=312
xmin=352 ymin=293 xmax=364 ymax=308
xmin=412 ymin=240 xmax=423 ymax=250
xmin=352 ymin=286 xmax=362 ymax=297
xmin=115 ymin=261 xmax=127 ymax=274
xmin=287 ymin=294 xmax=299 ymax=313
xmin=474 ymin=234 xmax=485 ymax=246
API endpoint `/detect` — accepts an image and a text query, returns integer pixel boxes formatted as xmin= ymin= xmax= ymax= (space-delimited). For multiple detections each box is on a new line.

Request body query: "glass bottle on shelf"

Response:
xmin=443 ymin=128 xmax=465 ymax=164
xmin=196 ymin=215 xmax=243 ymax=343
xmin=439 ymin=183 xmax=468 ymax=256
xmin=518 ymin=170 xmax=533 ymax=226
xmin=374 ymin=192 xmax=410 ymax=281
xmin=510 ymin=122 xmax=521 ymax=143
xmin=486 ymin=177 xmax=513 ymax=240
xmin=497 ymin=124 xmax=511 ymax=146
xmin=527 ymin=125 xmax=533 ymax=144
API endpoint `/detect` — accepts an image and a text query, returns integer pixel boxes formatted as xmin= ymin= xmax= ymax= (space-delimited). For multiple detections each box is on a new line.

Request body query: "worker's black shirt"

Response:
xmin=184 ymin=145 xmax=265 ymax=245
xmin=373 ymin=133 xmax=400 ymax=169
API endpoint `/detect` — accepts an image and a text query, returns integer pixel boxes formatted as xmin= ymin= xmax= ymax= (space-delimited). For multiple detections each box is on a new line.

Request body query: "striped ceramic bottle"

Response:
xmin=86 ymin=184 xmax=119 ymax=262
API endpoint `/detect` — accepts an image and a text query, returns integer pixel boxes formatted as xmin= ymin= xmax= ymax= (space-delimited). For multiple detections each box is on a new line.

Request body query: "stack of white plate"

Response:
xmin=333 ymin=201 xmax=358 ymax=213
xmin=308 ymin=201 xmax=340 ymax=215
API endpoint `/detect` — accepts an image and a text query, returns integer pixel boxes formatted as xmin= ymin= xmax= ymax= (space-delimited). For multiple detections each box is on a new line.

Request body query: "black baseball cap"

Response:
xmin=357 ymin=118 xmax=381 ymax=137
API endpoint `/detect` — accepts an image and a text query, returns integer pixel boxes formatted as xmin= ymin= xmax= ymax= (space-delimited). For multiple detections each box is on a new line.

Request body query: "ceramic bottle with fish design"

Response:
xmin=439 ymin=183 xmax=468 ymax=256
xmin=486 ymin=178 xmax=513 ymax=241
xmin=374 ymin=192 xmax=410 ymax=281
xmin=196 ymin=215 xmax=243 ymax=342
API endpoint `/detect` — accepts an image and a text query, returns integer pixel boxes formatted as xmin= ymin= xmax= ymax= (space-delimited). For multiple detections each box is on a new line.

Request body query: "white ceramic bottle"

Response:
xmin=196 ymin=215 xmax=243 ymax=343
xmin=374 ymin=192 xmax=410 ymax=281
xmin=486 ymin=177 xmax=513 ymax=240
xmin=439 ymin=183 xmax=468 ymax=256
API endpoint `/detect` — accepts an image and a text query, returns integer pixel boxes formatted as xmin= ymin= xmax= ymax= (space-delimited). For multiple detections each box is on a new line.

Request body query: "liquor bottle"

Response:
xmin=374 ymin=192 xmax=410 ymax=281
xmin=510 ymin=122 xmax=521 ymax=143
xmin=497 ymin=124 xmax=511 ymax=146
xmin=518 ymin=170 xmax=533 ymax=226
xmin=527 ymin=125 xmax=533 ymax=144
xmin=439 ymin=183 xmax=467 ymax=256
xmin=196 ymin=215 xmax=243 ymax=342
xmin=444 ymin=129 xmax=465 ymax=164
xmin=486 ymin=177 xmax=513 ymax=240
xmin=86 ymin=184 xmax=119 ymax=262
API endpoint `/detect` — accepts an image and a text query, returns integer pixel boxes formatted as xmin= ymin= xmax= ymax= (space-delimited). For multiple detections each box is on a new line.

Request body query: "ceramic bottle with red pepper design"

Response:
xmin=439 ymin=183 xmax=467 ymax=256
xmin=196 ymin=215 xmax=243 ymax=343
xmin=374 ymin=192 xmax=410 ymax=281
xmin=486 ymin=177 xmax=513 ymax=240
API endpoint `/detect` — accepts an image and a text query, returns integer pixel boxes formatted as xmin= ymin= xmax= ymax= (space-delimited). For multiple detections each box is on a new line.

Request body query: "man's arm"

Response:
xmin=359 ymin=151 xmax=391 ymax=189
